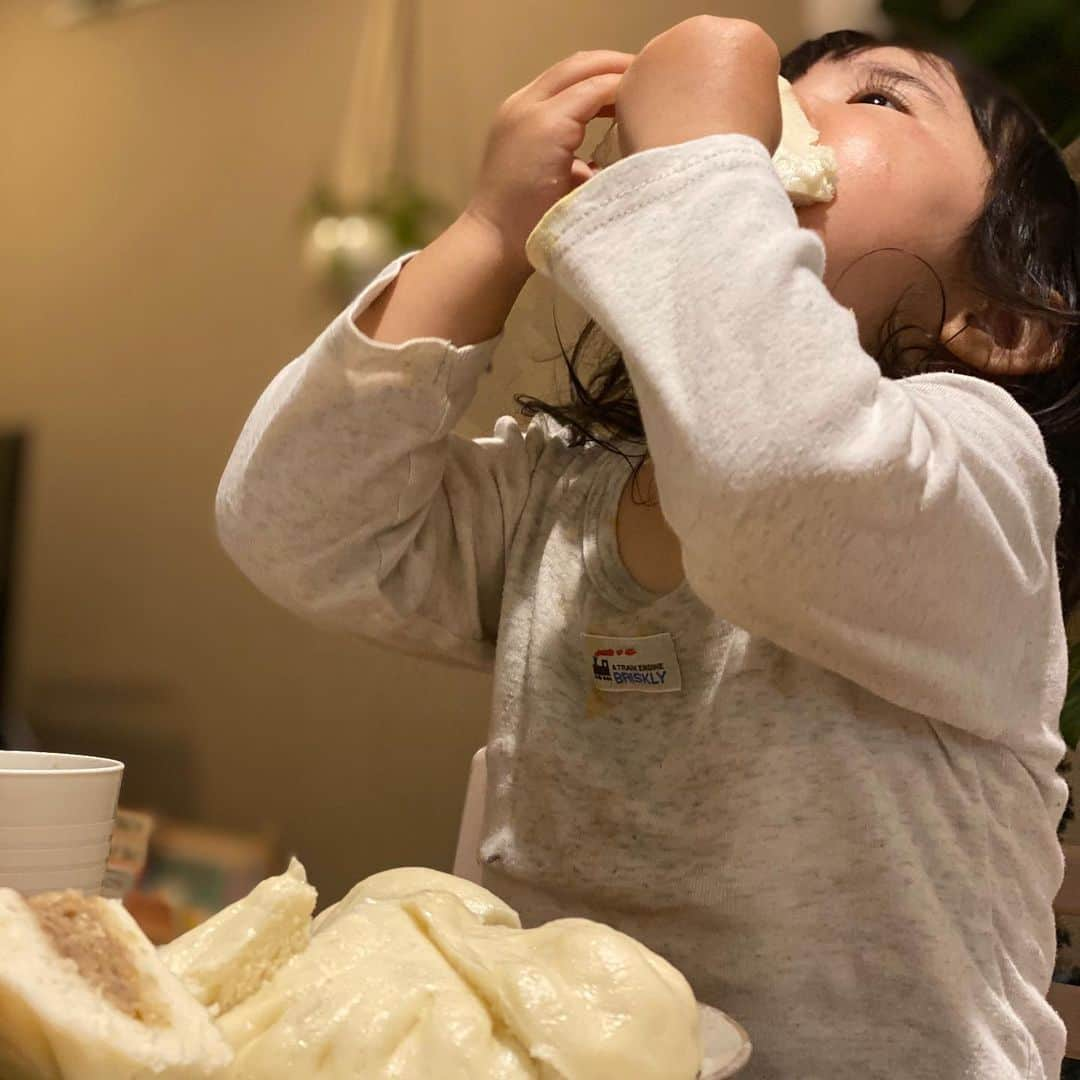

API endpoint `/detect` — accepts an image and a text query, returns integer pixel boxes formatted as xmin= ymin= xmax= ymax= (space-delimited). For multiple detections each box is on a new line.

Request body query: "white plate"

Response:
xmin=699 ymin=1003 xmax=752 ymax=1079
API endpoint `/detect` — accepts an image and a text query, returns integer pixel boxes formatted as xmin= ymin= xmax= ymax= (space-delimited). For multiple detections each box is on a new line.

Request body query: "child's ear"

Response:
xmin=940 ymin=292 xmax=1064 ymax=375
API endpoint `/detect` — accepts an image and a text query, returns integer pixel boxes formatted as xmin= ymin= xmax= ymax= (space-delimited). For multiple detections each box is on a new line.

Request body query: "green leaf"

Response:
xmin=880 ymin=0 xmax=1079 ymax=147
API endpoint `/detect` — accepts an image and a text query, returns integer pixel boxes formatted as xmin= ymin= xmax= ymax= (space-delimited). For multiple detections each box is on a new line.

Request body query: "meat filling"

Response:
xmin=28 ymin=891 xmax=170 ymax=1027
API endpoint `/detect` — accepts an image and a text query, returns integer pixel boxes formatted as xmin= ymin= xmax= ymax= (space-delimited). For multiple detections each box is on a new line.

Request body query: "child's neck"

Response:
xmin=614 ymin=458 xmax=686 ymax=595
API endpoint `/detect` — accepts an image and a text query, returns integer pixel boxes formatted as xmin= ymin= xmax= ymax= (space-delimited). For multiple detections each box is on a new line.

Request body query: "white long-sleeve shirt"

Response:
xmin=216 ymin=133 xmax=1070 ymax=1078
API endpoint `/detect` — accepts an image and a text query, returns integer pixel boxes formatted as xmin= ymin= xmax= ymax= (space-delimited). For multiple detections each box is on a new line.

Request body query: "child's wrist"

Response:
xmin=457 ymin=209 xmax=534 ymax=286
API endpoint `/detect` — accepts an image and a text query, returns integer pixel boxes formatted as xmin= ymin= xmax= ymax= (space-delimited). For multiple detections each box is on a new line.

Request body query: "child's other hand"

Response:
xmin=464 ymin=49 xmax=634 ymax=273
xmin=616 ymin=16 xmax=782 ymax=159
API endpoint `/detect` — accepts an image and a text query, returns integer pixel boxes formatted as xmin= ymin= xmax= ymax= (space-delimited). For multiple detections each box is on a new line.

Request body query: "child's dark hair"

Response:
xmin=515 ymin=29 xmax=1080 ymax=620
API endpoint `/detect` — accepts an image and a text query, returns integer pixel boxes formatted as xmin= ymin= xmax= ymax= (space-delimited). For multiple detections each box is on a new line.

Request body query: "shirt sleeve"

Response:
xmin=524 ymin=132 xmax=1068 ymax=745
xmin=215 ymin=251 xmax=548 ymax=673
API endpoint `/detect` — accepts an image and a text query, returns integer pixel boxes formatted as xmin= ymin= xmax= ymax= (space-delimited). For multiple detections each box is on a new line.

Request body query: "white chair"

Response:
xmin=453 ymin=747 xmax=487 ymax=886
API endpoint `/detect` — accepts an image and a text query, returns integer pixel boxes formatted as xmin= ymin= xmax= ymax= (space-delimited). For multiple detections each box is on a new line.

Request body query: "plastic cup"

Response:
xmin=0 ymin=840 xmax=113 ymax=870
xmin=0 ymin=820 xmax=115 ymax=849
xmin=0 ymin=751 xmax=124 ymax=895
xmin=0 ymin=865 xmax=108 ymax=893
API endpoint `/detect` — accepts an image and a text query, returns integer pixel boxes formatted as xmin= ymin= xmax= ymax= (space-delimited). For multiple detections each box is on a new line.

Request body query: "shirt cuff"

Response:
xmin=332 ymin=249 xmax=504 ymax=376
xmin=524 ymin=132 xmax=793 ymax=279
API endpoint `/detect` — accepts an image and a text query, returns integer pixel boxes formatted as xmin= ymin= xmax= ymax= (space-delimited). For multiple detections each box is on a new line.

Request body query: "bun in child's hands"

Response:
xmin=588 ymin=75 xmax=837 ymax=206
xmin=771 ymin=75 xmax=838 ymax=205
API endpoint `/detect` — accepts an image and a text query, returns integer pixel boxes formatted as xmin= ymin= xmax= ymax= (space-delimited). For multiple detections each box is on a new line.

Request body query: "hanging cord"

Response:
xmin=333 ymin=0 xmax=402 ymax=205
xmin=393 ymin=0 xmax=418 ymax=183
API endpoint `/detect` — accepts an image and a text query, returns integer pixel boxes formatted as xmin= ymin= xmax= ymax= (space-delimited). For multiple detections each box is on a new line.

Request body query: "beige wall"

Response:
xmin=0 ymin=0 xmax=805 ymax=902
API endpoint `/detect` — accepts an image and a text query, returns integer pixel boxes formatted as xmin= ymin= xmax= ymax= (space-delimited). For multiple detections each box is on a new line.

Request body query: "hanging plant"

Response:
xmin=299 ymin=174 xmax=452 ymax=303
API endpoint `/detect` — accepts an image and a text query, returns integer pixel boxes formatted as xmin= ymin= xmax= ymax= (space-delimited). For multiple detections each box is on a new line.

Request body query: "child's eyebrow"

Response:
xmin=848 ymin=59 xmax=949 ymax=113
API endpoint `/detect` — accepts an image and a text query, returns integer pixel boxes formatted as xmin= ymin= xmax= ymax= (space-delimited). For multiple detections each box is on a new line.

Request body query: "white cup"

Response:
xmin=0 ymin=751 xmax=124 ymax=895
xmin=0 ymin=865 xmax=108 ymax=893
xmin=0 ymin=840 xmax=113 ymax=870
xmin=0 ymin=820 xmax=115 ymax=849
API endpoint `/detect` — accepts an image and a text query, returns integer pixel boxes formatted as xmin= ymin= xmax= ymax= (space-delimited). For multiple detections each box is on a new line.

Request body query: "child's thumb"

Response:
xmin=569 ymin=157 xmax=598 ymax=189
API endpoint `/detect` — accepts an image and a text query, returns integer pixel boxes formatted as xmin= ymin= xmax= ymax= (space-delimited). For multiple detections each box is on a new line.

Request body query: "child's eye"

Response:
xmin=853 ymin=79 xmax=912 ymax=114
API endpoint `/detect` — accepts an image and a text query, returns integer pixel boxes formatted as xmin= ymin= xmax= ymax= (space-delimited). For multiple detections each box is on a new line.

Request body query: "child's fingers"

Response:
xmin=517 ymin=50 xmax=634 ymax=106
xmin=548 ymin=72 xmax=623 ymax=128
xmin=568 ymin=158 xmax=597 ymax=188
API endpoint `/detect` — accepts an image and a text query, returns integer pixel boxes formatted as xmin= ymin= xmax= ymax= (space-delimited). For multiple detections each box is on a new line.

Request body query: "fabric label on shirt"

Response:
xmin=582 ymin=632 xmax=683 ymax=693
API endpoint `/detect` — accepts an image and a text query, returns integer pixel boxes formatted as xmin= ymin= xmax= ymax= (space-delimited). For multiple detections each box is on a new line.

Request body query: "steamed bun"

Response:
xmin=215 ymin=867 xmax=702 ymax=1079
xmin=0 ymin=889 xmax=232 ymax=1080
xmin=160 ymin=858 xmax=316 ymax=1017
xmin=218 ymin=891 xmax=535 ymax=1080
xmin=586 ymin=75 xmax=837 ymax=205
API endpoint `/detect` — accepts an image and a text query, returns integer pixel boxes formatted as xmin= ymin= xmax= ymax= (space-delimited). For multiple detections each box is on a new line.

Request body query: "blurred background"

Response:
xmin=0 ymin=0 xmax=1077 ymax=931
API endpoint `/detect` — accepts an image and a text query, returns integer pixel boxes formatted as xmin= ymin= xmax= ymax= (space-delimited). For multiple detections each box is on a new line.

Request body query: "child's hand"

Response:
xmin=616 ymin=16 xmax=782 ymax=159
xmin=464 ymin=50 xmax=634 ymax=273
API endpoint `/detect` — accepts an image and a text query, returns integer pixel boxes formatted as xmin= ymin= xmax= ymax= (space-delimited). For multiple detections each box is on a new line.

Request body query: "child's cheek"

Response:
xmin=829 ymin=129 xmax=897 ymax=217
xmin=793 ymin=130 xmax=909 ymax=344
xmin=807 ymin=129 xmax=900 ymax=254
xmin=832 ymin=128 xmax=892 ymax=176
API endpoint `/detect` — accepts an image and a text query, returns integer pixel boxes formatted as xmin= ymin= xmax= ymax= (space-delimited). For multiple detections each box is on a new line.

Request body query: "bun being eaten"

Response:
xmin=589 ymin=75 xmax=838 ymax=205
